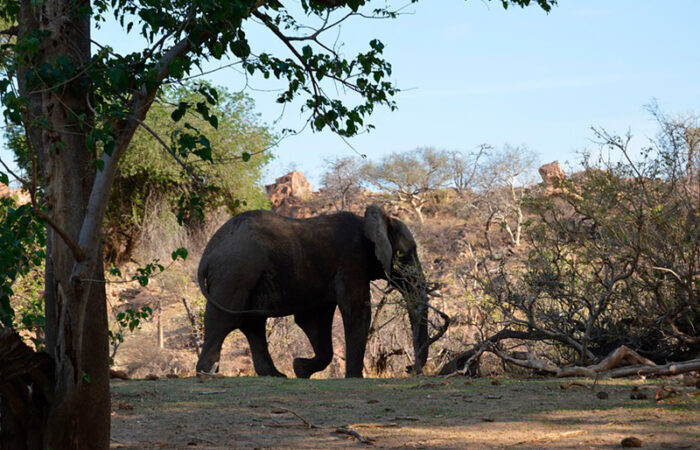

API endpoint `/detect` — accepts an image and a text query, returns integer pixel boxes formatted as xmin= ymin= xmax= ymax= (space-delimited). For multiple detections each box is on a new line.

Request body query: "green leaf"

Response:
xmin=171 ymin=103 xmax=188 ymax=122
xmin=171 ymin=247 xmax=188 ymax=261
xmin=241 ymin=152 xmax=251 ymax=162
xmin=104 ymin=139 xmax=115 ymax=156
xmin=302 ymin=45 xmax=313 ymax=59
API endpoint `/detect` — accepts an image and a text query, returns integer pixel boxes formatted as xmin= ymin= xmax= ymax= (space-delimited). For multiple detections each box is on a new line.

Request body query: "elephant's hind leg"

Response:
xmin=196 ymin=302 xmax=237 ymax=374
xmin=240 ymin=317 xmax=286 ymax=377
xmin=293 ymin=304 xmax=336 ymax=378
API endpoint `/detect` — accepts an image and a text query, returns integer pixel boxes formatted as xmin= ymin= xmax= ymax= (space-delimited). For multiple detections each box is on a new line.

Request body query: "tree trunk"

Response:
xmin=514 ymin=206 xmax=523 ymax=247
xmin=410 ymin=197 xmax=425 ymax=224
xmin=13 ymin=1 xmax=111 ymax=448
xmin=158 ymin=299 xmax=164 ymax=349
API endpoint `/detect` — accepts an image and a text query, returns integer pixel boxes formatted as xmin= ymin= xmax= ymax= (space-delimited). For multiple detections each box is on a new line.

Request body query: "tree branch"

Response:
xmin=76 ymin=36 xmax=195 ymax=268
xmin=252 ymin=10 xmax=323 ymax=116
xmin=132 ymin=116 xmax=203 ymax=185
xmin=0 ymin=149 xmax=85 ymax=262
xmin=0 ymin=25 xmax=17 ymax=36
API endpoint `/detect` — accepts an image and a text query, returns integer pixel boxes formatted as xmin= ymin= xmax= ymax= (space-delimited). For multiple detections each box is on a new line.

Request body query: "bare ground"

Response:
xmin=110 ymin=376 xmax=699 ymax=449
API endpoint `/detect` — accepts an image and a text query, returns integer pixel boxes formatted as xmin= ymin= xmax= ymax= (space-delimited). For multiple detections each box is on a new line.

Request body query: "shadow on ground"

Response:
xmin=110 ymin=376 xmax=699 ymax=449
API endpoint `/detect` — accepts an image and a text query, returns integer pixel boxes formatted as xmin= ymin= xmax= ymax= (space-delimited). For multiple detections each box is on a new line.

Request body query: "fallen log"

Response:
xmin=555 ymin=345 xmax=655 ymax=377
xmin=488 ymin=344 xmax=700 ymax=379
xmin=586 ymin=345 xmax=656 ymax=372
xmin=442 ymin=336 xmax=700 ymax=379
xmin=603 ymin=359 xmax=700 ymax=379
xmin=438 ymin=329 xmax=555 ymax=376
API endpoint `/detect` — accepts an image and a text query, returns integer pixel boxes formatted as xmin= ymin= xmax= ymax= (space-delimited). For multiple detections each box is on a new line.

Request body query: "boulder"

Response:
xmin=274 ymin=197 xmax=316 ymax=219
xmin=265 ymin=171 xmax=318 ymax=218
xmin=265 ymin=171 xmax=312 ymax=208
xmin=538 ymin=160 xmax=579 ymax=198
xmin=538 ymin=160 xmax=565 ymax=186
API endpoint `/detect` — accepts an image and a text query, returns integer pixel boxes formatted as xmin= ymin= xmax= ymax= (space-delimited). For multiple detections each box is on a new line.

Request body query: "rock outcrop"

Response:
xmin=0 ymin=183 xmax=31 ymax=205
xmin=265 ymin=171 xmax=316 ymax=218
xmin=538 ymin=161 xmax=565 ymax=186
xmin=265 ymin=171 xmax=312 ymax=208
xmin=538 ymin=161 xmax=585 ymax=200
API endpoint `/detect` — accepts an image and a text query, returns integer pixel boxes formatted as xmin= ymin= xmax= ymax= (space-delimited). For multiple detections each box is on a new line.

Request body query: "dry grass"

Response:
xmin=110 ymin=376 xmax=699 ymax=449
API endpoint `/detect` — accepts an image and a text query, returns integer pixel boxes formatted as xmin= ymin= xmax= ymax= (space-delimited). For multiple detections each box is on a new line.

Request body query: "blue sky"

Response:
xmin=243 ymin=0 xmax=699 ymax=186
xmin=2 ymin=0 xmax=699 ymax=188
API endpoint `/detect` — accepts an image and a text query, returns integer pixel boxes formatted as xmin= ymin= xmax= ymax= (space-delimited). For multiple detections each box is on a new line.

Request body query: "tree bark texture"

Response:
xmin=12 ymin=1 xmax=111 ymax=448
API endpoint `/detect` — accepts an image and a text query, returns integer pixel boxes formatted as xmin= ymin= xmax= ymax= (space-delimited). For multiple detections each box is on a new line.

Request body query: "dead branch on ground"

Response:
xmin=441 ymin=330 xmax=700 ymax=379
xmin=335 ymin=427 xmax=374 ymax=445
xmin=270 ymin=406 xmax=317 ymax=429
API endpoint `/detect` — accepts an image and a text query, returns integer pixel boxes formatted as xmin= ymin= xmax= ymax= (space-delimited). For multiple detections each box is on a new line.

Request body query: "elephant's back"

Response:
xmin=206 ymin=210 xmax=362 ymax=244
xmin=200 ymin=209 xmax=367 ymax=271
xmin=204 ymin=210 xmax=281 ymax=246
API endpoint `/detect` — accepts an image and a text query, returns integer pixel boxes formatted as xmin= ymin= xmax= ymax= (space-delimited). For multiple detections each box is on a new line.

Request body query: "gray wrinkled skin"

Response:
xmin=195 ymin=205 xmax=428 ymax=378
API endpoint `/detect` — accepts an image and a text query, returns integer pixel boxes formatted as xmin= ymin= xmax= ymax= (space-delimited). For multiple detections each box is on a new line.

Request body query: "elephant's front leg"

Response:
xmin=338 ymin=286 xmax=371 ymax=378
xmin=293 ymin=304 xmax=336 ymax=378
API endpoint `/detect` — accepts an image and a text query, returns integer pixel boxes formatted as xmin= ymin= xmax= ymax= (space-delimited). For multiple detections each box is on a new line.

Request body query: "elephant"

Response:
xmin=195 ymin=204 xmax=431 ymax=378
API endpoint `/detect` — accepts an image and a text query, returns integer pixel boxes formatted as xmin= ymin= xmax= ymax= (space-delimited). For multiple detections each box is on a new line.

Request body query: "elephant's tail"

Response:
xmin=197 ymin=259 xmax=212 ymax=302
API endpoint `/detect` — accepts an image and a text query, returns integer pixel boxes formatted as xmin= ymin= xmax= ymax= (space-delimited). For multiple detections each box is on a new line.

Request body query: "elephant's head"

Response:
xmin=364 ymin=205 xmax=431 ymax=373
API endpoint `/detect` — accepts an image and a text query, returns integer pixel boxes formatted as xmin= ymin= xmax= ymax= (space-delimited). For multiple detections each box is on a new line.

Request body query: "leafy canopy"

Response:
xmin=105 ymin=83 xmax=274 ymax=263
xmin=1 ymin=0 xmax=556 ymax=152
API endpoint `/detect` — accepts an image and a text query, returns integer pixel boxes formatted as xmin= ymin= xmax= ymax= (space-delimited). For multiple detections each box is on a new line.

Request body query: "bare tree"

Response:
xmin=363 ymin=147 xmax=452 ymax=223
xmin=477 ymin=145 xmax=538 ymax=247
xmin=450 ymin=145 xmax=490 ymax=198
xmin=441 ymin=110 xmax=700 ymax=377
xmin=321 ymin=156 xmax=364 ymax=211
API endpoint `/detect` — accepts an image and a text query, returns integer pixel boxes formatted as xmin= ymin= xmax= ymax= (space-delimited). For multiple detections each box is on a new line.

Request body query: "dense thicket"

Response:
xmin=438 ymin=112 xmax=700 ymax=373
xmin=105 ymin=85 xmax=274 ymax=264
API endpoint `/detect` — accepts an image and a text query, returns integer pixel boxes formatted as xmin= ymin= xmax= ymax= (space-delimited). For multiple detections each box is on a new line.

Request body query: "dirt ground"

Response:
xmin=110 ymin=376 xmax=699 ymax=449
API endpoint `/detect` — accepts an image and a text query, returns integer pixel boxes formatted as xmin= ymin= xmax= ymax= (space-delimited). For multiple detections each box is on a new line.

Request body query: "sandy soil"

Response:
xmin=110 ymin=376 xmax=699 ymax=449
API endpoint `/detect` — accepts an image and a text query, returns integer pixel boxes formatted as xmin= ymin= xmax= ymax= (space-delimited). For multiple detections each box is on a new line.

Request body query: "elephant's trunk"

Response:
xmin=408 ymin=291 xmax=429 ymax=374
xmin=393 ymin=252 xmax=432 ymax=375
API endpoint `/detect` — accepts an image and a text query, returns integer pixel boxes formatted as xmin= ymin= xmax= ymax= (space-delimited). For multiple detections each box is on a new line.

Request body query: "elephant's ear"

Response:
xmin=389 ymin=218 xmax=416 ymax=255
xmin=364 ymin=205 xmax=392 ymax=275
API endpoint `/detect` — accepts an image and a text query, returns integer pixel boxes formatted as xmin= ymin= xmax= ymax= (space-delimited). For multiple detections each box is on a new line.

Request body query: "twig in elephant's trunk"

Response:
xmin=424 ymin=302 xmax=451 ymax=348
